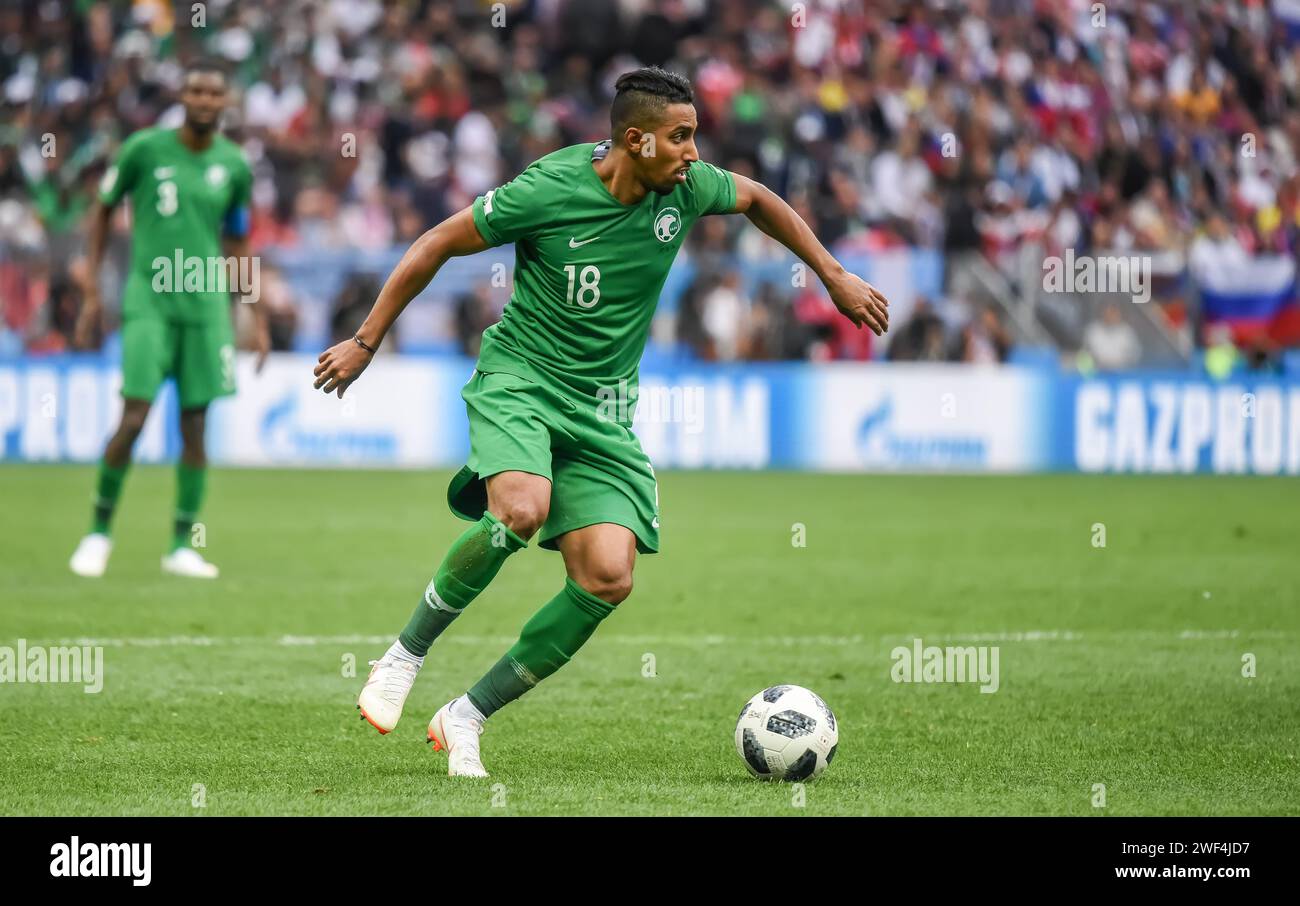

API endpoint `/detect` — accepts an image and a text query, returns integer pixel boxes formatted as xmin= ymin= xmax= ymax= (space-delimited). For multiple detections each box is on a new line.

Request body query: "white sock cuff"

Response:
xmin=452 ymin=695 xmax=487 ymax=723
xmin=387 ymin=640 xmax=424 ymax=666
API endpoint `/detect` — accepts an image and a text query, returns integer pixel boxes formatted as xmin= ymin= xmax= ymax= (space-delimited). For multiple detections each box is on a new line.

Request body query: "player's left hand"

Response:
xmin=827 ymin=272 xmax=890 ymax=335
xmin=313 ymin=338 xmax=372 ymax=398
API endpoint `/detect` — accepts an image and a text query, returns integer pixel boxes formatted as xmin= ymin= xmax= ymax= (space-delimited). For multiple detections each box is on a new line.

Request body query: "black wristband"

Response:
xmin=352 ymin=334 xmax=378 ymax=354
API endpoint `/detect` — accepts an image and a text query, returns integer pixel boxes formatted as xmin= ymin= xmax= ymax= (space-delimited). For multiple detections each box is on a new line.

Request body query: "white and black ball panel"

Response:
xmin=784 ymin=748 xmax=820 ymax=781
xmin=734 ymin=684 xmax=839 ymax=781
xmin=767 ymin=708 xmax=817 ymax=739
xmin=739 ymin=727 xmax=771 ymax=777
xmin=761 ymin=684 xmax=792 ymax=703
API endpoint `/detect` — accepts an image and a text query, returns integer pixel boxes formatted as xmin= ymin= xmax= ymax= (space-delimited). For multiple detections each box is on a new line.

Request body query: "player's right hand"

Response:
xmin=73 ymin=286 xmax=102 ymax=350
xmin=313 ymin=338 xmax=373 ymax=398
xmin=827 ymin=271 xmax=890 ymax=336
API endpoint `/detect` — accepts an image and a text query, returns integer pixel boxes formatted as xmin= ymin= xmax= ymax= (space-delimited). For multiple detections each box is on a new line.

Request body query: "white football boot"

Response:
xmin=69 ymin=533 xmax=113 ymax=578
xmin=427 ymin=697 xmax=489 ymax=777
xmin=161 ymin=547 xmax=220 ymax=579
xmin=357 ymin=652 xmax=421 ymax=734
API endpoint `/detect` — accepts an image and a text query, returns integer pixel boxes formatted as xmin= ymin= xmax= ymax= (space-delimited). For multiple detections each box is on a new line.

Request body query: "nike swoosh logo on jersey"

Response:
xmin=154 ymin=167 xmax=175 ymax=179
xmin=568 ymin=236 xmax=600 ymax=248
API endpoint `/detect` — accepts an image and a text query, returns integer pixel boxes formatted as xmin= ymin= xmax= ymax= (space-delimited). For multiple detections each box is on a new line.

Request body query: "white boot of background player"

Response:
xmin=161 ymin=547 xmax=220 ymax=579
xmin=69 ymin=533 xmax=113 ymax=578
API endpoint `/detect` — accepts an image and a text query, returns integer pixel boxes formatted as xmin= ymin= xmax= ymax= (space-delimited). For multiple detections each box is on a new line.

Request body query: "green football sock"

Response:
xmin=91 ymin=460 xmax=130 ymax=535
xmin=467 ymin=578 xmax=616 ymax=718
xmin=172 ymin=463 xmax=207 ymax=552
xmin=397 ymin=512 xmax=528 ymax=657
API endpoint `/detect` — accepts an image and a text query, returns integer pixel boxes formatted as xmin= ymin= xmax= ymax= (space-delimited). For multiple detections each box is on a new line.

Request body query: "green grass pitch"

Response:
xmin=1 ymin=465 xmax=1297 ymax=816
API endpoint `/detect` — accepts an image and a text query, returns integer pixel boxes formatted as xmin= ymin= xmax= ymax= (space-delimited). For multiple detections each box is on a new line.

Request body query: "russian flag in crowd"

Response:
xmin=1198 ymin=256 xmax=1300 ymax=343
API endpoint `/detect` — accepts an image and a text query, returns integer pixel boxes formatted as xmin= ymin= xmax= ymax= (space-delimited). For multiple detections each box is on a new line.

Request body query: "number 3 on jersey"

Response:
xmin=156 ymin=180 xmax=178 ymax=217
xmin=563 ymin=264 xmax=601 ymax=309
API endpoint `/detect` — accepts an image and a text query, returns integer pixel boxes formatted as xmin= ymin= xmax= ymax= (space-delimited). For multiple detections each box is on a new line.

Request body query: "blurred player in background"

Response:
xmin=314 ymin=67 xmax=888 ymax=777
xmin=68 ymin=60 xmax=268 ymax=580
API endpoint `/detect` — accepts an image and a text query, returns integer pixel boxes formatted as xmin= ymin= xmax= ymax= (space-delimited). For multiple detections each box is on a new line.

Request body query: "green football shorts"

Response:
xmin=447 ymin=369 xmax=661 ymax=554
xmin=120 ymin=315 xmax=237 ymax=410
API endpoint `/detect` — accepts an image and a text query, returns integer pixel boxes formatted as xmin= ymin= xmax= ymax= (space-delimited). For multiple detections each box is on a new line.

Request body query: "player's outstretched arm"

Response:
xmin=314 ymin=206 xmax=488 ymax=397
xmin=729 ymin=172 xmax=890 ymax=336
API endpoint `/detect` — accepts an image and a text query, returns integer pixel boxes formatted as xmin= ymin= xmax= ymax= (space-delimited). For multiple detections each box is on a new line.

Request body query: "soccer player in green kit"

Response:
xmin=314 ymin=67 xmax=889 ymax=776
xmin=69 ymin=60 xmax=267 ymax=580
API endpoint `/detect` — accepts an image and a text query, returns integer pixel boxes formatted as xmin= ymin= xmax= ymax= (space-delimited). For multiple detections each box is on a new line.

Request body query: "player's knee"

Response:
xmin=495 ymin=498 xmax=549 ymax=540
xmin=179 ymin=424 xmax=205 ymax=457
xmin=577 ymin=567 xmax=633 ymax=606
xmin=180 ymin=407 xmax=206 ymax=433
xmin=119 ymin=408 xmax=150 ymax=437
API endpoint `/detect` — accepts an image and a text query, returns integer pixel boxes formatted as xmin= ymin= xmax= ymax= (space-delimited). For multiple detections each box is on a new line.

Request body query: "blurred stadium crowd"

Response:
xmin=2 ymin=0 xmax=1299 ymax=368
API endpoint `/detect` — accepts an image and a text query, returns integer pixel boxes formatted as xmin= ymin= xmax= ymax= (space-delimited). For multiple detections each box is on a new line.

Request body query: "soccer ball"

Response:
xmin=734 ymin=685 xmax=838 ymax=781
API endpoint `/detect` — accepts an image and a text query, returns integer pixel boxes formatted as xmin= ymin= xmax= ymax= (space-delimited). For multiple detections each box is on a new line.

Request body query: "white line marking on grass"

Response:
xmin=8 ymin=629 xmax=1289 ymax=649
xmin=911 ymin=630 xmax=1261 ymax=643
xmin=278 ymin=634 xmax=419 ymax=647
xmin=914 ymin=631 xmax=1081 ymax=643
xmin=32 ymin=634 xmax=226 ymax=648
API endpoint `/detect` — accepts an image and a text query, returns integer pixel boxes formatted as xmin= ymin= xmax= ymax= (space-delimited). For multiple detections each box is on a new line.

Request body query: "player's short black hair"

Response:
xmin=183 ymin=57 xmax=228 ymax=83
xmin=611 ymin=67 xmax=694 ymax=136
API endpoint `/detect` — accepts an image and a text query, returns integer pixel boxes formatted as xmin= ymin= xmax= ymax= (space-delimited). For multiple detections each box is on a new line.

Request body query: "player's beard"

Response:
xmin=653 ymin=171 xmax=682 ymax=195
xmin=186 ymin=114 xmax=220 ymax=135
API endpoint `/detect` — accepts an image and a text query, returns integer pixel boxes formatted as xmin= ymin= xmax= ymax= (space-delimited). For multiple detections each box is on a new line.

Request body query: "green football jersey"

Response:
xmin=99 ymin=127 xmax=252 ymax=325
xmin=470 ymin=141 xmax=736 ymax=401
